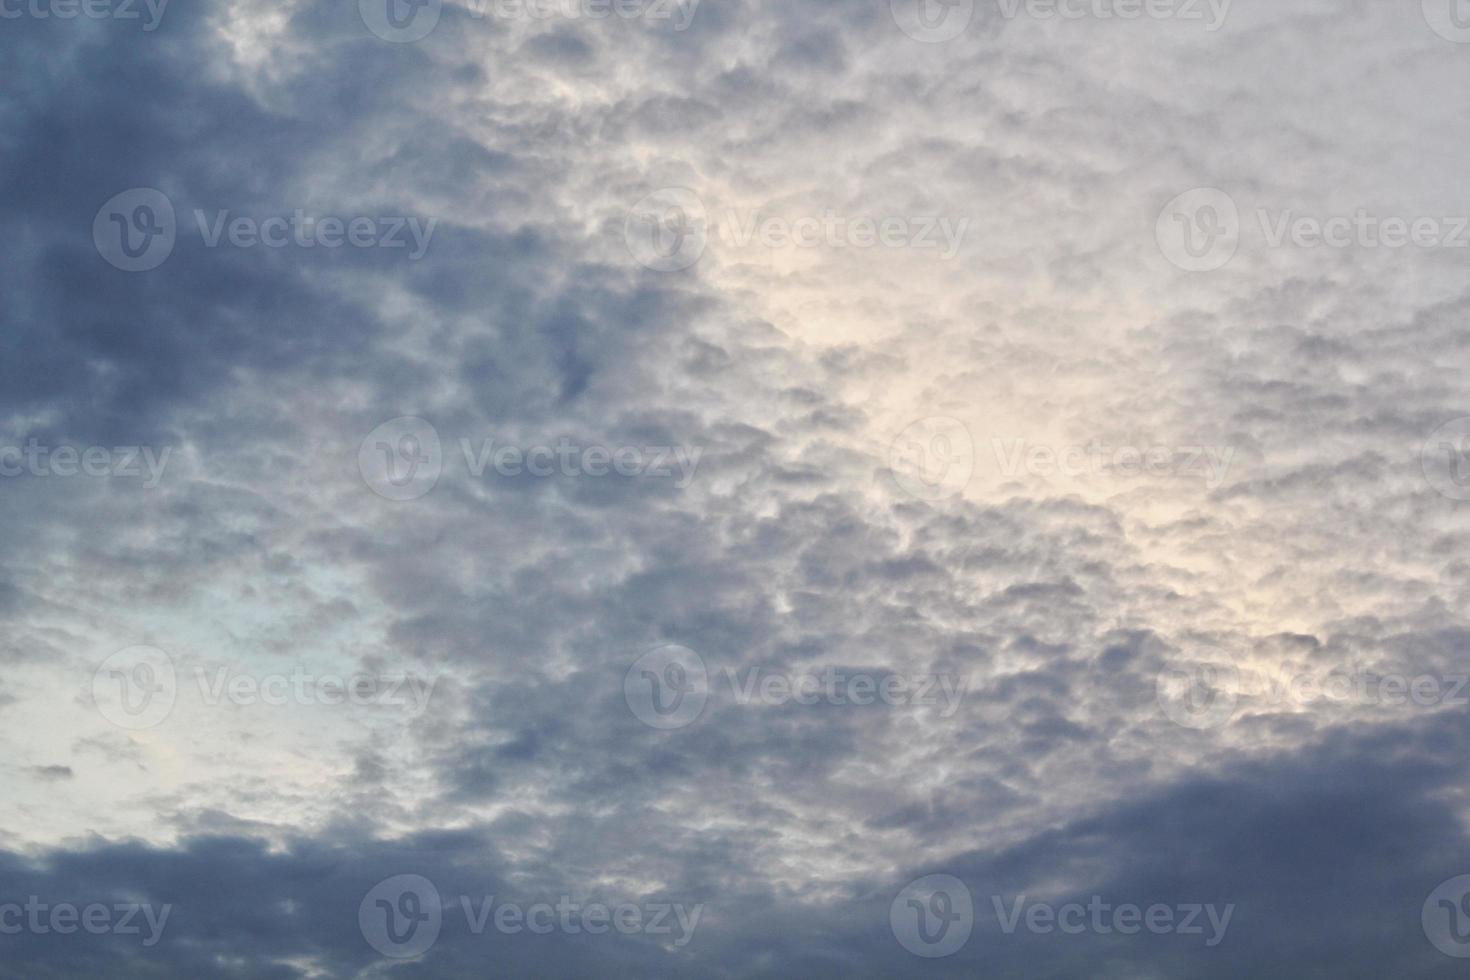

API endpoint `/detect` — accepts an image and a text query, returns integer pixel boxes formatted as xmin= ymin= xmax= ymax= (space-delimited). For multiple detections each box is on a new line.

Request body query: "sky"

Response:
xmin=4 ymin=0 xmax=1470 ymax=976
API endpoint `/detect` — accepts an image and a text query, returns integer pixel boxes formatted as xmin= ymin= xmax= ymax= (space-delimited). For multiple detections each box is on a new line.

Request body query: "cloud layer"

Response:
xmin=4 ymin=0 xmax=1470 ymax=975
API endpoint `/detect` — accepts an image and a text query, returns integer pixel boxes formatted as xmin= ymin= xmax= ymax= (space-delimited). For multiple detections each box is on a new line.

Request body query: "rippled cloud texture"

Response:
xmin=4 ymin=0 xmax=1470 ymax=976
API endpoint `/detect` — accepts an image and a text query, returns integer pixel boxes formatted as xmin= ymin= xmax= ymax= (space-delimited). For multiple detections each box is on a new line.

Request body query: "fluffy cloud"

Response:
xmin=3 ymin=0 xmax=1470 ymax=975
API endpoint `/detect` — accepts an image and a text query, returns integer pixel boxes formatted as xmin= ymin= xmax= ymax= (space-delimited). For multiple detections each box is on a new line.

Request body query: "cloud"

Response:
xmin=4 ymin=0 xmax=1470 ymax=975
